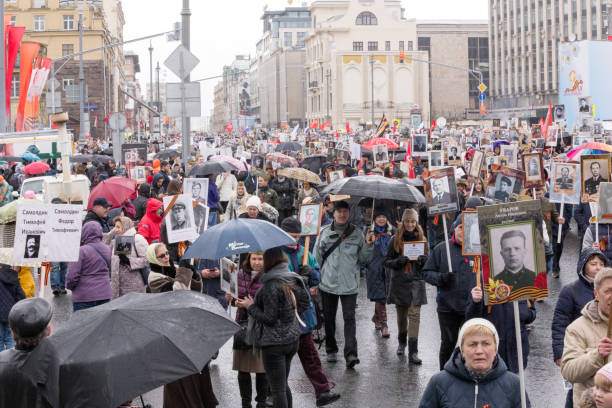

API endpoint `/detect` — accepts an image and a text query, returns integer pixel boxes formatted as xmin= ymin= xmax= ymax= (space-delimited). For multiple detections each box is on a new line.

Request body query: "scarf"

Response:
xmin=146 ymin=243 xmax=169 ymax=267
xmin=374 ymin=224 xmax=391 ymax=255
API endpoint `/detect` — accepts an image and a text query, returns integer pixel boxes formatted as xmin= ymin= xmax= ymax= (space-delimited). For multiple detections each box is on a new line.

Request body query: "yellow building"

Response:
xmin=5 ymin=0 xmax=125 ymax=138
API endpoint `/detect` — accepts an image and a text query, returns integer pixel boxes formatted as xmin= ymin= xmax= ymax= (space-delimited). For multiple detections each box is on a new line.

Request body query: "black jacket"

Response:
xmin=0 ymin=348 xmax=53 ymax=408
xmin=132 ymin=184 xmax=151 ymax=222
xmin=0 ymin=266 xmax=25 ymax=323
xmin=83 ymin=210 xmax=110 ymax=233
xmin=384 ymin=231 xmax=428 ymax=307
xmin=269 ymin=177 xmax=295 ymax=210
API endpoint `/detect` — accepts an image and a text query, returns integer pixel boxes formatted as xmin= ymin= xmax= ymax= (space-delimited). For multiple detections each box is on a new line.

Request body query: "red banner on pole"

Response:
xmin=5 ymin=26 xmax=24 ymax=118
xmin=16 ymin=42 xmax=39 ymax=131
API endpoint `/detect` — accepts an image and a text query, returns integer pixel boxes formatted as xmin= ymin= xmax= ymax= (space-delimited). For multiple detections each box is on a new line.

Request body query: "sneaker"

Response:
xmin=326 ymin=352 xmax=338 ymax=363
xmin=52 ymin=286 xmax=60 ymax=296
xmin=316 ymin=391 xmax=341 ymax=407
xmin=346 ymin=355 xmax=360 ymax=369
xmin=60 ymin=288 xmax=67 ymax=295
xmin=552 ymin=270 xmax=560 ymax=278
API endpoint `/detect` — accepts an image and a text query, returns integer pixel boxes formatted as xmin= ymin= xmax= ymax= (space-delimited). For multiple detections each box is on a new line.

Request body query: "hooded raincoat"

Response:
xmin=138 ymin=199 xmax=164 ymax=244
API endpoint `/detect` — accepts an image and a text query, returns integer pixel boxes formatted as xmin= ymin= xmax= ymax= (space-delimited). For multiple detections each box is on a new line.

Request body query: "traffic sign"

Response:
xmin=108 ymin=112 xmax=127 ymax=131
xmin=478 ymin=83 xmax=487 ymax=93
xmin=84 ymin=104 xmax=98 ymax=110
xmin=478 ymin=93 xmax=486 ymax=101
xmin=166 ymin=82 xmax=201 ymax=117
xmin=46 ymin=78 xmax=60 ymax=91
xmin=164 ymin=44 xmax=200 ymax=80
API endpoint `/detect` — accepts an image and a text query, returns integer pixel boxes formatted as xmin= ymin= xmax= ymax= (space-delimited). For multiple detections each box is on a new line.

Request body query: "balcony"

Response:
xmin=308 ymin=81 xmax=319 ymax=89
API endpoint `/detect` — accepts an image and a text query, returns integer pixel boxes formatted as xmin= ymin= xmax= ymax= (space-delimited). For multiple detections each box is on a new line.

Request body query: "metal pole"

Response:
xmin=78 ymin=5 xmax=86 ymax=145
xmin=148 ymin=42 xmax=153 ymax=103
xmin=326 ymin=69 xmax=330 ymax=121
xmin=181 ymin=0 xmax=191 ymax=166
xmin=156 ymin=62 xmax=160 ymax=141
xmin=0 ymin=0 xmax=6 ymax=132
xmin=370 ymin=55 xmax=374 ymax=132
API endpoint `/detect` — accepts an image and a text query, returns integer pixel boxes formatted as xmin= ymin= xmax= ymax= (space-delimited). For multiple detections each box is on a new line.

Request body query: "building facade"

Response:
xmin=253 ymin=7 xmax=310 ymax=129
xmin=489 ymin=0 xmax=610 ymax=120
xmin=222 ymin=55 xmax=253 ymax=130
xmin=6 ymin=0 xmax=125 ymax=138
xmin=304 ymin=0 xmax=430 ymax=131
xmin=416 ymin=20 xmax=489 ymax=122
xmin=212 ymin=81 xmax=225 ymax=133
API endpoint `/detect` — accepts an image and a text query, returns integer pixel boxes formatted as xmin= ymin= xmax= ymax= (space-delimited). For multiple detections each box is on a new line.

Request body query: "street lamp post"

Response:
xmin=78 ymin=2 xmax=86 ymax=144
xmin=370 ymin=55 xmax=374 ymax=131
xmin=325 ymin=69 xmax=331 ymax=122
xmin=180 ymin=0 xmax=191 ymax=165
xmin=0 ymin=0 xmax=6 ymax=132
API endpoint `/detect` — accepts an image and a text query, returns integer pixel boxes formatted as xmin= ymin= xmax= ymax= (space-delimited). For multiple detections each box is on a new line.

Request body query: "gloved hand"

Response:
xmin=417 ymin=255 xmax=428 ymax=264
xmin=396 ymin=256 xmax=409 ymax=267
xmin=440 ymin=272 xmax=454 ymax=285
xmin=299 ymin=264 xmax=313 ymax=278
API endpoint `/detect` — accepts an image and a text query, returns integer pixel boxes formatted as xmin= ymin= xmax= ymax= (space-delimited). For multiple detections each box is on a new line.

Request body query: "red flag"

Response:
xmin=309 ymin=119 xmax=319 ymax=129
xmin=320 ymin=120 xmax=330 ymax=130
xmin=431 ymin=119 xmax=436 ymax=130
xmin=541 ymin=100 xmax=553 ymax=139
xmin=94 ymin=115 xmax=98 ymax=128
xmin=225 ymin=122 xmax=234 ymax=133
xmin=104 ymin=114 xmax=110 ymax=123
xmin=5 ymin=25 xmax=24 ymax=117
xmin=334 ymin=130 xmax=339 ymax=138
xmin=538 ymin=117 xmax=544 ymax=127
xmin=346 ymin=121 xmax=351 ymax=134
xmin=16 ymin=42 xmax=40 ymax=131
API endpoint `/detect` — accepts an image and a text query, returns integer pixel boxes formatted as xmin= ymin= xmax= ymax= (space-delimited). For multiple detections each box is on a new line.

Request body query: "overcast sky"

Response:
xmin=122 ymin=0 xmax=488 ymax=123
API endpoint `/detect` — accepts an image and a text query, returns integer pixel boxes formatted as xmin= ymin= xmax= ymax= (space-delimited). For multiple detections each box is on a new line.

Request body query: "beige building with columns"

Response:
xmin=304 ymin=0 xmax=430 ymax=131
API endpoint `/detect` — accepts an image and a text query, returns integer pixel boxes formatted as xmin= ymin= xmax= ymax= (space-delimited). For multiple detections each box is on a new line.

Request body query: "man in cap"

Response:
xmin=170 ymin=201 xmax=190 ymax=231
xmin=83 ymin=197 xmax=111 ymax=233
xmin=0 ymin=298 xmax=53 ymax=407
xmin=495 ymin=176 xmax=513 ymax=202
xmin=313 ymin=200 xmax=374 ymax=369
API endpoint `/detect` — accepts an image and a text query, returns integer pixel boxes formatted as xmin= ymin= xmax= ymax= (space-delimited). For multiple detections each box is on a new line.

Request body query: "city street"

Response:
xmin=46 ymin=222 xmax=579 ymax=407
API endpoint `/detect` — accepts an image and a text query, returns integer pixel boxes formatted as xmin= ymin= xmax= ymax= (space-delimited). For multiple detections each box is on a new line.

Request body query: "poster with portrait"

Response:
xmin=573 ymin=134 xmax=593 ymax=147
xmin=462 ymin=211 xmax=481 ymax=256
xmin=412 ymin=134 xmax=428 ymax=157
xmin=578 ymin=112 xmax=594 ymax=133
xmin=183 ymin=178 xmax=209 ymax=207
xmin=549 ymin=162 xmax=581 ymax=205
xmin=424 ymin=167 xmax=459 ymax=216
xmin=581 ymin=154 xmax=611 ymax=202
xmin=597 ymin=183 xmax=612 ymax=223
xmin=477 ymin=200 xmax=547 ymax=304
xmin=500 ymin=145 xmax=518 ymax=168
xmin=251 ymin=155 xmax=265 ymax=169
xmin=546 ymin=126 xmax=558 ymax=147
xmin=163 ymin=194 xmax=198 ymax=244
xmin=193 ymin=203 xmax=209 ymax=237
xmin=487 ymin=166 xmax=524 ymax=203
xmin=509 ymin=129 xmax=520 ymax=143
xmin=428 ymin=150 xmax=444 ymax=169
xmin=522 ymin=152 xmax=545 ymax=189
xmin=220 ymin=257 xmax=238 ymax=299
xmin=468 ymin=150 xmax=485 ymax=180
xmin=578 ymin=96 xmax=593 ymax=114
xmin=372 ymin=144 xmax=389 ymax=165
xmin=553 ymin=104 xmax=566 ymax=122
xmin=326 ymin=169 xmax=346 ymax=184
xmin=299 ymin=203 xmax=322 ymax=236
xmin=447 ymin=145 xmax=461 ymax=166
xmin=114 ymin=235 xmax=134 ymax=255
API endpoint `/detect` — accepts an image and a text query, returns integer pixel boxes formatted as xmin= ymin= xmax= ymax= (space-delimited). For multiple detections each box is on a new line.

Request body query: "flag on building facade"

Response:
xmin=374 ymin=113 xmax=389 ymax=138
xmin=16 ymin=42 xmax=40 ymax=132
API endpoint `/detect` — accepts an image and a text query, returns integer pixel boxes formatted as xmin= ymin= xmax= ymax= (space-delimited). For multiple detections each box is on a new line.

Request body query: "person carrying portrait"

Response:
xmin=494 ymin=176 xmax=513 ymax=202
xmin=556 ymin=166 xmax=574 ymax=191
xmin=493 ymin=230 xmax=537 ymax=289
xmin=269 ymin=173 xmax=296 ymax=225
xmin=532 ymin=187 xmax=564 ymax=275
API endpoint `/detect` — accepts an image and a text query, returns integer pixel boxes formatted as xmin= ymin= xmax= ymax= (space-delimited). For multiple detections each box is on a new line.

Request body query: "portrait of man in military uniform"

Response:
xmin=583 ymin=160 xmax=608 ymax=196
xmin=491 ymin=228 xmax=536 ymax=289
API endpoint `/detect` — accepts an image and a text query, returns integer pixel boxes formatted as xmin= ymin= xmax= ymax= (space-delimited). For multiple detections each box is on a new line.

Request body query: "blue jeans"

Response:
xmin=73 ymin=299 xmax=109 ymax=312
xmin=50 ymin=262 xmax=67 ymax=289
xmin=0 ymin=322 xmax=14 ymax=350
xmin=208 ymin=209 xmax=218 ymax=227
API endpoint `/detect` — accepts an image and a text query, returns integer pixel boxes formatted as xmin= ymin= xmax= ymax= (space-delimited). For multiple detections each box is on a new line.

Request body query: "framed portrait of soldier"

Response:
xmin=509 ymin=129 xmax=520 ymax=142
xmin=193 ymin=203 xmax=209 ymax=237
xmin=428 ymin=150 xmax=444 ymax=169
xmin=477 ymin=200 xmax=547 ymax=304
xmin=468 ymin=150 xmax=485 ymax=179
xmin=550 ymin=162 xmax=581 ymax=205
xmin=573 ymin=135 xmax=593 ymax=146
xmin=500 ymin=145 xmax=517 ymax=168
xmin=326 ymin=169 xmax=346 ymax=184
xmin=553 ymin=104 xmax=566 ymax=122
xmin=412 ymin=134 xmax=427 ymax=157
xmin=252 ymin=155 xmax=265 ymax=169
xmin=447 ymin=146 xmax=461 ymax=166
xmin=424 ymin=167 xmax=459 ymax=216
xmin=522 ymin=152 xmax=545 ymax=188
xmin=372 ymin=144 xmax=389 ymax=165
xmin=183 ymin=178 xmax=209 ymax=207
xmin=462 ymin=211 xmax=481 ymax=256
xmin=299 ymin=203 xmax=322 ymax=236
xmin=489 ymin=167 xmax=524 ymax=203
xmin=578 ymin=96 xmax=592 ymax=114
xmin=581 ymin=154 xmax=611 ymax=202
xmin=163 ymin=194 xmax=197 ymax=244
xmin=546 ymin=126 xmax=558 ymax=147
xmin=597 ymin=183 xmax=612 ymax=222
xmin=578 ymin=112 xmax=594 ymax=133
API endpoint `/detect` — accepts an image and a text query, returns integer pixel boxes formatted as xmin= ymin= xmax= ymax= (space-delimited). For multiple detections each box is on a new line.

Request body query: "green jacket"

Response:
xmin=259 ymin=186 xmax=278 ymax=209
xmin=313 ymin=223 xmax=373 ymax=295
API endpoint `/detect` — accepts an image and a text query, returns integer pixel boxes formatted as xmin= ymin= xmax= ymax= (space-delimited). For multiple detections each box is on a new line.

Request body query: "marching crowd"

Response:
xmin=2 ymin=131 xmax=612 ymax=408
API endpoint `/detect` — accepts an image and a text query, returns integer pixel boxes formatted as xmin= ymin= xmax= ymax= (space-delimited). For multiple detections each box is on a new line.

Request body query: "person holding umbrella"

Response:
xmin=0 ymin=298 xmax=53 ymax=407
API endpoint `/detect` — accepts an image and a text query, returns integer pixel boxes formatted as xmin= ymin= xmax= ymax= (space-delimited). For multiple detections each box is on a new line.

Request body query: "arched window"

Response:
xmin=356 ymin=11 xmax=377 ymax=25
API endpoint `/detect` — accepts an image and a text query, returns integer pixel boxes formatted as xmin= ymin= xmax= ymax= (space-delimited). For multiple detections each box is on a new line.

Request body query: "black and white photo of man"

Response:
xmin=429 ymin=151 xmax=443 ymax=167
xmin=553 ymin=104 xmax=565 ymax=122
xmin=579 ymin=97 xmax=591 ymax=113
xmin=580 ymin=118 xmax=592 ymax=132
xmin=170 ymin=201 xmax=191 ymax=231
xmin=431 ymin=177 xmax=451 ymax=204
xmin=462 ymin=212 xmax=481 ymax=255
xmin=24 ymin=235 xmax=40 ymax=258
xmin=494 ymin=176 xmax=514 ymax=202
xmin=373 ymin=145 xmax=389 ymax=164
xmin=252 ymin=155 xmax=264 ymax=169
xmin=493 ymin=229 xmax=536 ymax=289
xmin=555 ymin=166 xmax=574 ymax=191
xmin=412 ymin=135 xmax=427 ymax=153
xmin=448 ymin=146 xmax=460 ymax=161
xmin=527 ymin=157 xmax=540 ymax=178
xmin=584 ymin=160 xmax=608 ymax=195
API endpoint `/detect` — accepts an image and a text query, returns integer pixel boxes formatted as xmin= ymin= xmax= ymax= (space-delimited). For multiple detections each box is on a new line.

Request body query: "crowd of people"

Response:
xmin=2 ymin=126 xmax=612 ymax=407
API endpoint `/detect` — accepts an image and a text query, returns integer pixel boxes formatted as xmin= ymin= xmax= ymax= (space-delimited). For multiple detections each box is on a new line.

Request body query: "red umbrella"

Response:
xmin=87 ymin=176 xmax=137 ymax=210
xmin=23 ymin=162 xmax=50 ymax=175
xmin=362 ymin=138 xmax=399 ymax=150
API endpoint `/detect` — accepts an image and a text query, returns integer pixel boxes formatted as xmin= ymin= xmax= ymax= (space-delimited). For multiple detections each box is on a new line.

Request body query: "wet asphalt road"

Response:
xmin=46 ymin=223 xmax=583 ymax=407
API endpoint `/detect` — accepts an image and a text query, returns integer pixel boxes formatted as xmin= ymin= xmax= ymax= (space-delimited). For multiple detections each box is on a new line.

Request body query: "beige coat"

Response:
xmin=561 ymin=299 xmax=608 ymax=407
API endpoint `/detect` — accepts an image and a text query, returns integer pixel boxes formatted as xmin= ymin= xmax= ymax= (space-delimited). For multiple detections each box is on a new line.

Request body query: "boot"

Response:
xmin=380 ymin=304 xmax=390 ymax=338
xmin=408 ymin=338 xmax=422 ymax=364
xmin=371 ymin=303 xmax=382 ymax=331
xmin=396 ymin=332 xmax=407 ymax=355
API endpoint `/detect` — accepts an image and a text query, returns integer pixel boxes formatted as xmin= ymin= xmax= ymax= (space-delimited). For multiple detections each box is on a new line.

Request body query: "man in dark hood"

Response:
xmin=132 ymin=183 xmax=151 ymax=222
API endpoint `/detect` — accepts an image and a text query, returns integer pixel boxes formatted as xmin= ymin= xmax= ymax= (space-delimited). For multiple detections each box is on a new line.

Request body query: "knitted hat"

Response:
xmin=245 ymin=196 xmax=262 ymax=210
xmin=373 ymin=207 xmax=387 ymax=219
xmin=333 ymin=200 xmax=350 ymax=211
xmin=457 ymin=318 xmax=499 ymax=353
xmin=465 ymin=197 xmax=484 ymax=210
xmin=280 ymin=216 xmax=302 ymax=234
xmin=401 ymin=208 xmax=418 ymax=222
xmin=597 ymin=362 xmax=612 ymax=383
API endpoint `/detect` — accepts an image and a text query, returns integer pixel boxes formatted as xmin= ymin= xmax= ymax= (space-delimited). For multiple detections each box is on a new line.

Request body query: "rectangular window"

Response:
xmin=385 ymin=41 xmax=390 ymax=51
xmin=33 ymin=0 xmax=46 ymax=7
xmin=62 ymin=78 xmax=74 ymax=90
xmin=296 ymin=32 xmax=306 ymax=48
xmin=62 ymin=44 xmax=74 ymax=57
xmin=352 ymin=41 xmax=363 ymax=51
xmin=367 ymin=41 xmax=378 ymax=51
xmin=10 ymin=74 xmax=18 ymax=99
xmin=284 ymin=31 xmax=292 ymax=47
xmin=34 ymin=16 xmax=45 ymax=31
xmin=399 ymin=40 xmax=404 ymax=50
xmin=407 ymin=41 xmax=413 ymax=51
xmin=63 ymin=15 xmax=74 ymax=30
xmin=9 ymin=16 xmax=15 ymax=26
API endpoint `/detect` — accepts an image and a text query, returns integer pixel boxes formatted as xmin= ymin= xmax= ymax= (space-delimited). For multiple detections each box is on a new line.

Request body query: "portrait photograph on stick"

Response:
xmin=428 ymin=150 xmax=444 ymax=168
xmin=522 ymin=152 xmax=545 ymax=189
xmin=220 ymin=257 xmax=238 ymax=299
xmin=488 ymin=167 xmax=524 ymax=203
xmin=424 ymin=167 xmax=459 ymax=216
xmin=183 ymin=178 xmax=209 ymax=207
xmin=372 ymin=144 xmax=389 ymax=165
xmin=298 ymin=203 xmax=322 ymax=236
xmin=462 ymin=211 xmax=481 ymax=256
xmin=447 ymin=145 xmax=461 ymax=166
xmin=597 ymin=182 xmax=612 ymax=222
xmin=326 ymin=169 xmax=346 ymax=184
xmin=411 ymin=134 xmax=427 ymax=157
xmin=468 ymin=150 xmax=485 ymax=180
xmin=500 ymin=145 xmax=517 ymax=168
xmin=581 ymin=154 xmax=611 ymax=202
xmin=477 ymin=200 xmax=547 ymax=305
xmin=163 ymin=194 xmax=198 ymax=244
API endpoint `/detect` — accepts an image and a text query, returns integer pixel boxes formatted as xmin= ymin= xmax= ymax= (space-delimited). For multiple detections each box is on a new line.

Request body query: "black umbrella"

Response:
xmin=154 ymin=149 xmax=182 ymax=160
xmin=275 ymin=141 xmax=302 ymax=152
xmin=320 ymin=175 xmax=426 ymax=203
xmin=23 ymin=291 xmax=239 ymax=408
xmin=301 ymin=154 xmax=326 ymax=174
xmin=0 ymin=155 xmax=24 ymax=163
xmin=188 ymin=161 xmax=234 ymax=177
xmin=101 ymin=148 xmax=113 ymax=156
xmin=69 ymin=154 xmax=114 ymax=164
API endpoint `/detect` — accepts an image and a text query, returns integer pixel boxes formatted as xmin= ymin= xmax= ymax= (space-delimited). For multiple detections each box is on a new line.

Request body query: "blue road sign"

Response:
xmin=84 ymin=105 xmax=98 ymax=110
xmin=478 ymin=93 xmax=486 ymax=101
